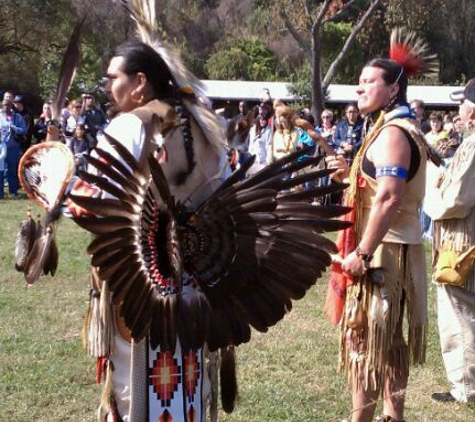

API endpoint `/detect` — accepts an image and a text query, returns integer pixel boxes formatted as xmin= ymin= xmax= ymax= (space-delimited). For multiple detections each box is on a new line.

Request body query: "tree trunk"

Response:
xmin=310 ymin=0 xmax=333 ymax=125
xmin=311 ymin=33 xmax=325 ymax=125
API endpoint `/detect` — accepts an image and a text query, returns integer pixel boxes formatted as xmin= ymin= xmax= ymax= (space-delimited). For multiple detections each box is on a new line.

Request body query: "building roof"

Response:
xmin=202 ymin=80 xmax=461 ymax=107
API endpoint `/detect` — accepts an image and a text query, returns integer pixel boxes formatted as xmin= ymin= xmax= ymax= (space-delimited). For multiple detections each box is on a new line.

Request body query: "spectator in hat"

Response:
xmin=12 ymin=95 xmax=34 ymax=152
xmin=63 ymin=98 xmax=86 ymax=146
xmin=0 ymin=99 xmax=27 ymax=198
xmin=424 ymin=78 xmax=475 ymax=404
xmin=82 ymin=93 xmax=107 ymax=149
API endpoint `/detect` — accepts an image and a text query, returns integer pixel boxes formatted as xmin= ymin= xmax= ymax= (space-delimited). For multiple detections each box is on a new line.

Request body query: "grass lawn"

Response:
xmin=1 ymin=196 xmax=475 ymax=421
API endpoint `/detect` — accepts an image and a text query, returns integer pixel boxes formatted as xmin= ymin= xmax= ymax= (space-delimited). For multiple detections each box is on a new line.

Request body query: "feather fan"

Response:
xmin=15 ymin=14 xmax=85 ymax=283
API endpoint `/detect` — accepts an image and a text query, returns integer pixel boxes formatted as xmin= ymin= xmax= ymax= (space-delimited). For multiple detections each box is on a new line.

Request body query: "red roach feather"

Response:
xmin=389 ymin=28 xmax=438 ymax=78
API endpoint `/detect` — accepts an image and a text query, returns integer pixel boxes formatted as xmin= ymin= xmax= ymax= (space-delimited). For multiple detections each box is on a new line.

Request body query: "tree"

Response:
xmin=206 ymin=37 xmax=279 ymax=81
xmin=276 ymin=0 xmax=381 ymax=121
xmin=384 ymin=0 xmax=475 ymax=84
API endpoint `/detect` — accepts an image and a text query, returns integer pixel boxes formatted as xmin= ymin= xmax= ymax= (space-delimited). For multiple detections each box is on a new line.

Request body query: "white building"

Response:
xmin=202 ymin=80 xmax=460 ymax=108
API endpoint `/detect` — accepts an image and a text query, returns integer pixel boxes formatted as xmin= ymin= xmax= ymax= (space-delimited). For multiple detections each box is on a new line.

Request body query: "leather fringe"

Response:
xmin=340 ymin=244 xmax=427 ymax=392
xmin=83 ymin=271 xmax=115 ymax=358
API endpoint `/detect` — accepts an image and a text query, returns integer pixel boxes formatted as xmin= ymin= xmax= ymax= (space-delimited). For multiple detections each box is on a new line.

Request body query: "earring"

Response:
xmin=131 ymin=91 xmax=144 ymax=104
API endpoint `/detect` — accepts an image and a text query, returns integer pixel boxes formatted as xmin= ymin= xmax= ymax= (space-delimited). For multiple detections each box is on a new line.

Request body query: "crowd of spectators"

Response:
xmin=0 ymin=86 xmax=467 ymax=206
xmin=224 ymin=96 xmax=466 ymax=211
xmin=0 ymin=90 xmax=108 ymax=200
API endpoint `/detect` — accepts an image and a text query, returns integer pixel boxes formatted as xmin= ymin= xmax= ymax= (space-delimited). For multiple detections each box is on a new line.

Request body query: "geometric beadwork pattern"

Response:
xmin=187 ymin=405 xmax=196 ymax=422
xmin=159 ymin=409 xmax=173 ymax=422
xmin=184 ymin=350 xmax=200 ymax=402
xmin=149 ymin=351 xmax=182 ymax=407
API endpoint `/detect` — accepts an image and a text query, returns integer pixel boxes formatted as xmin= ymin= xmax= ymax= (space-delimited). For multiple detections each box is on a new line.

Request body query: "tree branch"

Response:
xmin=324 ymin=0 xmax=361 ymax=24
xmin=303 ymin=0 xmax=312 ymax=32
xmin=279 ymin=6 xmax=312 ymax=62
xmin=0 ymin=42 xmax=36 ymax=56
xmin=315 ymin=0 xmax=333 ymax=29
xmin=322 ymin=0 xmax=381 ymax=89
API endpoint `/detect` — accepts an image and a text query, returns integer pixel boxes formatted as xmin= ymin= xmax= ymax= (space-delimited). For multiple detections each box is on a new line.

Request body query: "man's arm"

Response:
xmin=342 ymin=125 xmax=411 ymax=275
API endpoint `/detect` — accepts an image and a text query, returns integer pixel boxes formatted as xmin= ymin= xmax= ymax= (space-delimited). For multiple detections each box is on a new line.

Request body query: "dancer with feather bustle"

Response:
xmin=62 ymin=1 xmax=351 ymax=421
xmin=325 ymin=29 xmax=439 ymax=422
xmin=78 ymin=39 xmax=232 ymax=422
xmin=72 ymin=39 xmax=350 ymax=422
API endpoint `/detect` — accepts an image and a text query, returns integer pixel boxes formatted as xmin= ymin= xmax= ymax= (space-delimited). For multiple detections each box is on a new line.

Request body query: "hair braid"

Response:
xmin=174 ymin=101 xmax=196 ymax=185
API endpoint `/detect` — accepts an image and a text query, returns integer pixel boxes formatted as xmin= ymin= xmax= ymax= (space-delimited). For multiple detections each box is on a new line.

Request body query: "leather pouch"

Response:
xmin=434 ymin=246 xmax=475 ymax=287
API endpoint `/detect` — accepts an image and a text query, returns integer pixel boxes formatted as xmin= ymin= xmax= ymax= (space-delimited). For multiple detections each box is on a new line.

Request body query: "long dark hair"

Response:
xmin=114 ymin=40 xmax=195 ymax=184
xmin=114 ymin=40 xmax=175 ymax=99
xmin=365 ymin=58 xmax=408 ymax=105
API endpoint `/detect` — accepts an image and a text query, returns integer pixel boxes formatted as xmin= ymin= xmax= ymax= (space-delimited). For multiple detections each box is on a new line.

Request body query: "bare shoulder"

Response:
xmin=375 ymin=125 xmax=410 ymax=148
xmin=368 ymin=125 xmax=411 ymax=166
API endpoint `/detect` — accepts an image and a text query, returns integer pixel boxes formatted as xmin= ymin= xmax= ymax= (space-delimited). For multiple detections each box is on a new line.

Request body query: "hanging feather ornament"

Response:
xmin=17 ymin=142 xmax=75 ymax=285
xmin=14 ymin=208 xmax=37 ymax=272
xmin=389 ymin=27 xmax=438 ymax=78
xmin=219 ymin=346 xmax=238 ymax=414
xmin=15 ymin=15 xmax=85 ymax=284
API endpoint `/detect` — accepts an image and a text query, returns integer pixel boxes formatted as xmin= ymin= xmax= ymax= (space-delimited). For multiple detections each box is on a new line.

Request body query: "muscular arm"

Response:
xmin=342 ymin=125 xmax=411 ymax=274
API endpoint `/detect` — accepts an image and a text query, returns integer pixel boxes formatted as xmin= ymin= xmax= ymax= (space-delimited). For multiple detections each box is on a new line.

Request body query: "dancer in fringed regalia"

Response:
xmin=15 ymin=1 xmax=351 ymax=421
xmin=325 ymin=29 xmax=439 ymax=422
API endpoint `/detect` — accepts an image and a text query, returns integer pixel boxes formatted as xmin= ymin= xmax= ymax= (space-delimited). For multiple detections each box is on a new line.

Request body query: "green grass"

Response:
xmin=1 ymin=197 xmax=475 ymax=421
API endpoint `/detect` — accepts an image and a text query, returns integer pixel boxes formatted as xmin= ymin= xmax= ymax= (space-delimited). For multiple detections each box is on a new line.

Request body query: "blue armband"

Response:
xmin=375 ymin=166 xmax=407 ymax=179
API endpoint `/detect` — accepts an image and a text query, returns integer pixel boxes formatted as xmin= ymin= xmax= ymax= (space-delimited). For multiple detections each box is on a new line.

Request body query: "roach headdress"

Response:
xmin=389 ymin=27 xmax=438 ymax=79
